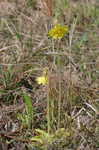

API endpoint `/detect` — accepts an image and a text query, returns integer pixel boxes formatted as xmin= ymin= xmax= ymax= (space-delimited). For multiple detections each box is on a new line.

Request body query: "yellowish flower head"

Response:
xmin=36 ymin=76 xmax=48 ymax=85
xmin=48 ymin=24 xmax=68 ymax=39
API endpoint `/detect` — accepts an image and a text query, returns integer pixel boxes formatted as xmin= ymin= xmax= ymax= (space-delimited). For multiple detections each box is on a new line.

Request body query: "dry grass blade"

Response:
xmin=41 ymin=0 xmax=53 ymax=16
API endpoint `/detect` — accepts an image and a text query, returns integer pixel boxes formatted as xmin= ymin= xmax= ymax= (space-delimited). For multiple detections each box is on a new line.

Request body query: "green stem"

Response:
xmin=47 ymin=71 xmax=50 ymax=134
xmin=57 ymin=56 xmax=61 ymax=129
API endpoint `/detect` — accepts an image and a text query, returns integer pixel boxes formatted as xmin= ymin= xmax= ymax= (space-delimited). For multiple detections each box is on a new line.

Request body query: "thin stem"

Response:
xmin=57 ymin=55 xmax=62 ymax=129
xmin=68 ymin=17 xmax=77 ymax=112
xmin=51 ymin=97 xmax=54 ymax=130
xmin=47 ymin=70 xmax=51 ymax=134
xmin=58 ymin=74 xmax=61 ymax=129
xmin=52 ymin=39 xmax=56 ymax=65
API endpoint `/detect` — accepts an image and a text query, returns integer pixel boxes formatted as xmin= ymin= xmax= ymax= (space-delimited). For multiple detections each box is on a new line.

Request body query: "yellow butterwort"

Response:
xmin=36 ymin=76 xmax=48 ymax=85
xmin=48 ymin=24 xmax=68 ymax=39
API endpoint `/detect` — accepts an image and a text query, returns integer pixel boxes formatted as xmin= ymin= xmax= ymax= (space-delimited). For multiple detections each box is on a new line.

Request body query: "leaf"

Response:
xmin=22 ymin=93 xmax=34 ymax=127
xmin=31 ymin=136 xmax=43 ymax=144
xmin=23 ymin=93 xmax=33 ymax=114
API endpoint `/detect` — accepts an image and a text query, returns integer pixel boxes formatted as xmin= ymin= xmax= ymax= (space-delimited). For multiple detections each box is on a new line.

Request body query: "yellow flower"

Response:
xmin=48 ymin=24 xmax=68 ymax=39
xmin=36 ymin=76 xmax=48 ymax=85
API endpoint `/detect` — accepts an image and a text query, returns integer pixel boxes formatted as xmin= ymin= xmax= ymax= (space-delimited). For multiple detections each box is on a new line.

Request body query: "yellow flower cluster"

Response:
xmin=36 ymin=76 xmax=48 ymax=85
xmin=48 ymin=24 xmax=68 ymax=39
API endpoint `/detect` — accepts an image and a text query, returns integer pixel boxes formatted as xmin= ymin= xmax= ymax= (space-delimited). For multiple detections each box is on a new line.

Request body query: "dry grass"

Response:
xmin=0 ymin=0 xmax=99 ymax=150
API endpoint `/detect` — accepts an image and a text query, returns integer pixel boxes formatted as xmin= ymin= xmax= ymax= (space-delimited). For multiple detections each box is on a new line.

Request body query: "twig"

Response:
xmin=0 ymin=132 xmax=31 ymax=143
